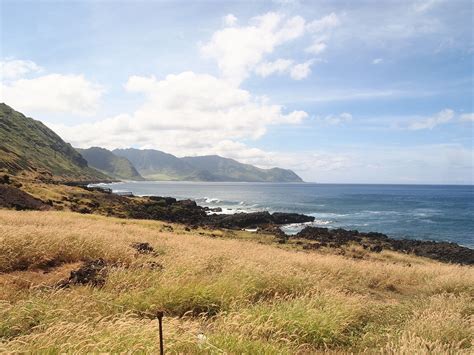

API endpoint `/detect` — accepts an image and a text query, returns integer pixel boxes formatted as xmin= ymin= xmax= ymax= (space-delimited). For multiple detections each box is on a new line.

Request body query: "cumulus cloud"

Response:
xmin=407 ymin=108 xmax=454 ymax=130
xmin=200 ymin=12 xmax=306 ymax=84
xmin=50 ymin=71 xmax=308 ymax=152
xmin=0 ymin=73 xmax=104 ymax=115
xmin=223 ymin=14 xmax=238 ymax=26
xmin=255 ymin=58 xmax=314 ymax=80
xmin=289 ymin=60 xmax=314 ymax=79
xmin=305 ymin=41 xmax=327 ymax=55
xmin=200 ymin=11 xmax=344 ymax=83
xmin=372 ymin=58 xmax=383 ymax=64
xmin=0 ymin=59 xmax=43 ymax=80
xmin=255 ymin=59 xmax=294 ymax=77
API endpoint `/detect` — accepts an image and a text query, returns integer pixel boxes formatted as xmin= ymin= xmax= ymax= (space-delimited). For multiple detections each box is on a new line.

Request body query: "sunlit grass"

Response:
xmin=0 ymin=210 xmax=472 ymax=353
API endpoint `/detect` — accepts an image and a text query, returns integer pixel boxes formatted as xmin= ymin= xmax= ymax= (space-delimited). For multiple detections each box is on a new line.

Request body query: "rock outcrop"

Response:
xmin=294 ymin=226 xmax=474 ymax=265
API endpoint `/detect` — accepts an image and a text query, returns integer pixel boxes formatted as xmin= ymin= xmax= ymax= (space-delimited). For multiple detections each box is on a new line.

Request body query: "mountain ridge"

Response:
xmin=113 ymin=148 xmax=303 ymax=182
xmin=0 ymin=103 xmax=109 ymax=182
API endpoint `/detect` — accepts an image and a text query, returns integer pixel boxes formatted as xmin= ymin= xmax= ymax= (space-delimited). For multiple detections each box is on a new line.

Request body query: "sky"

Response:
xmin=0 ymin=0 xmax=473 ymax=184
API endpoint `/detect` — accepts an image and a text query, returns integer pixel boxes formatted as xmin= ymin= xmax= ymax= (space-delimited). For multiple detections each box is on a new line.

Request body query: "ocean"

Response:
xmin=97 ymin=182 xmax=474 ymax=248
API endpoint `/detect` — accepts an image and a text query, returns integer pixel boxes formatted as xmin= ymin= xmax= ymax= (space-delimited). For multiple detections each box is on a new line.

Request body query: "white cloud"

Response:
xmin=305 ymin=41 xmax=327 ymax=54
xmin=306 ymin=13 xmax=340 ymax=33
xmin=201 ymin=11 xmax=344 ymax=83
xmin=323 ymin=112 xmax=353 ymax=125
xmin=255 ymin=58 xmax=314 ymax=80
xmin=460 ymin=113 xmax=474 ymax=122
xmin=372 ymin=58 xmax=383 ymax=64
xmin=200 ymin=12 xmax=306 ymax=85
xmin=255 ymin=59 xmax=294 ymax=77
xmin=0 ymin=73 xmax=104 ymax=115
xmin=223 ymin=14 xmax=238 ymax=26
xmin=50 ymin=71 xmax=308 ymax=152
xmin=289 ymin=60 xmax=314 ymax=80
xmin=407 ymin=108 xmax=454 ymax=130
xmin=305 ymin=13 xmax=340 ymax=56
xmin=0 ymin=59 xmax=43 ymax=80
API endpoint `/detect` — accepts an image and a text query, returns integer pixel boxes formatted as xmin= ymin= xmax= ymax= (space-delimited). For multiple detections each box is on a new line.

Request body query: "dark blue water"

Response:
xmin=98 ymin=182 xmax=474 ymax=248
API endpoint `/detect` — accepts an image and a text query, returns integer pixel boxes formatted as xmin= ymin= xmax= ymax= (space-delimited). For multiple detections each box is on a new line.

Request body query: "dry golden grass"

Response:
xmin=0 ymin=210 xmax=473 ymax=353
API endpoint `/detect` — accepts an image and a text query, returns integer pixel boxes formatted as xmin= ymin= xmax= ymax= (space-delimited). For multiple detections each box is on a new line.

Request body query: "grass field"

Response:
xmin=0 ymin=210 xmax=472 ymax=353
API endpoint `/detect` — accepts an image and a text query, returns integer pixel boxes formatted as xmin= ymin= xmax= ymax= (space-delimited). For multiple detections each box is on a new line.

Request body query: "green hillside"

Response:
xmin=114 ymin=148 xmax=303 ymax=182
xmin=182 ymin=155 xmax=304 ymax=182
xmin=77 ymin=147 xmax=144 ymax=181
xmin=0 ymin=103 xmax=109 ymax=181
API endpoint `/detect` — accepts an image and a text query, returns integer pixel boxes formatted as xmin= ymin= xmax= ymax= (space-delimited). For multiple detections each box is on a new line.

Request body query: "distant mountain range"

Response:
xmin=0 ymin=103 xmax=303 ymax=182
xmin=0 ymin=103 xmax=108 ymax=181
xmin=113 ymin=148 xmax=303 ymax=182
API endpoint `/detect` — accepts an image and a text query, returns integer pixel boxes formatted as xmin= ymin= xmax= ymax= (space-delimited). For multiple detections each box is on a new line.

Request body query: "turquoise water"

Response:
xmin=98 ymin=182 xmax=474 ymax=248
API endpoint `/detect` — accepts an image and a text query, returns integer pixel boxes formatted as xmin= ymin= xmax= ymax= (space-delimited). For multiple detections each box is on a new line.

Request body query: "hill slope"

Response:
xmin=0 ymin=103 xmax=108 ymax=181
xmin=76 ymin=147 xmax=144 ymax=181
xmin=114 ymin=148 xmax=303 ymax=182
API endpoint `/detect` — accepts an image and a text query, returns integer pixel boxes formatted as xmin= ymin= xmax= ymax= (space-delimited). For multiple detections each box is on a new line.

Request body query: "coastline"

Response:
xmin=97 ymin=180 xmax=474 ymax=246
xmin=1 ymin=176 xmax=473 ymax=265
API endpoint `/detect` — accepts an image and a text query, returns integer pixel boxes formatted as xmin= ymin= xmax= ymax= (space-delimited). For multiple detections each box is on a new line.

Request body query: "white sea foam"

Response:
xmin=280 ymin=219 xmax=332 ymax=235
xmin=204 ymin=197 xmax=221 ymax=203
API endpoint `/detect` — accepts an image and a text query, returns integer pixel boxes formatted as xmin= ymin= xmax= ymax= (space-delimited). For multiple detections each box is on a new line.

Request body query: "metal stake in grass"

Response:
xmin=156 ymin=310 xmax=164 ymax=355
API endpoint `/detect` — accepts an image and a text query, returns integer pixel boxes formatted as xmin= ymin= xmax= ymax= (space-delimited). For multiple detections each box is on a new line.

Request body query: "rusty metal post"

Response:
xmin=157 ymin=311 xmax=164 ymax=355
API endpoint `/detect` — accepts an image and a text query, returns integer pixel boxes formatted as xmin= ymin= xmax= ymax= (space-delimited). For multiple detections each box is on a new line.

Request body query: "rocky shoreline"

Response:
xmin=291 ymin=226 xmax=474 ymax=265
xmin=1 ymin=179 xmax=473 ymax=265
xmin=104 ymin=193 xmax=474 ymax=265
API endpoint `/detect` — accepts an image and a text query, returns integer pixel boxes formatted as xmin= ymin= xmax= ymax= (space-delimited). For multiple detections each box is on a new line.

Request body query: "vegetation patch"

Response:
xmin=0 ymin=210 xmax=472 ymax=353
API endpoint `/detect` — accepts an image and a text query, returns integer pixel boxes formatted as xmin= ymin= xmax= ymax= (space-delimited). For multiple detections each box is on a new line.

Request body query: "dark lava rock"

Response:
xmin=296 ymin=227 xmax=366 ymax=248
xmin=370 ymin=245 xmax=383 ymax=253
xmin=145 ymin=261 xmax=164 ymax=270
xmin=0 ymin=174 xmax=10 ymax=184
xmin=162 ymin=225 xmax=174 ymax=232
xmin=389 ymin=239 xmax=474 ymax=265
xmin=130 ymin=197 xmax=207 ymax=225
xmin=204 ymin=206 xmax=223 ymax=213
xmin=71 ymin=206 xmax=92 ymax=214
xmin=271 ymin=212 xmax=314 ymax=224
xmin=60 ymin=259 xmax=108 ymax=287
xmin=149 ymin=196 xmax=177 ymax=206
xmin=209 ymin=211 xmax=274 ymax=229
xmin=131 ymin=242 xmax=154 ymax=254
xmin=0 ymin=185 xmax=51 ymax=211
xmin=130 ymin=195 xmax=314 ymax=230
xmin=294 ymin=226 xmax=474 ymax=265
xmin=208 ymin=211 xmax=314 ymax=229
